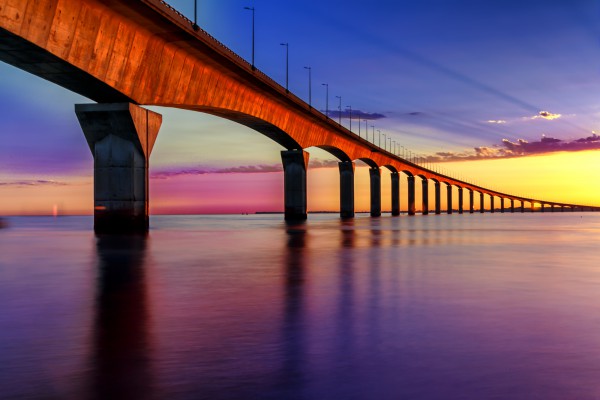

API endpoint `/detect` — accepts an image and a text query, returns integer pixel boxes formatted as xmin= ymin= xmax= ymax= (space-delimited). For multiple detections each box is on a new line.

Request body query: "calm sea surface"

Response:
xmin=1 ymin=213 xmax=600 ymax=399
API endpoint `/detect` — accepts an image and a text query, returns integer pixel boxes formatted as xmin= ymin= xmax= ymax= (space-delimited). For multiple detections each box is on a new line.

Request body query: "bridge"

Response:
xmin=1 ymin=0 xmax=597 ymax=232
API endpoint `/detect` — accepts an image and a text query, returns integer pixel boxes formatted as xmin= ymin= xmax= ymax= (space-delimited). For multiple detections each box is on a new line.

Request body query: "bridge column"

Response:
xmin=369 ymin=167 xmax=381 ymax=217
xmin=458 ymin=187 xmax=463 ymax=214
xmin=421 ymin=178 xmax=429 ymax=215
xmin=469 ymin=190 xmax=474 ymax=213
xmin=446 ymin=184 xmax=453 ymax=214
xmin=521 ymin=201 xmax=525 ymax=213
xmin=434 ymin=182 xmax=441 ymax=214
xmin=551 ymin=204 xmax=555 ymax=212
xmin=490 ymin=195 xmax=495 ymax=213
xmin=511 ymin=199 xmax=515 ymax=213
xmin=338 ymin=161 xmax=355 ymax=219
xmin=281 ymin=149 xmax=309 ymax=221
xmin=531 ymin=202 xmax=535 ymax=213
xmin=75 ymin=103 xmax=162 ymax=234
xmin=541 ymin=203 xmax=545 ymax=213
xmin=480 ymin=192 xmax=484 ymax=213
xmin=500 ymin=198 xmax=505 ymax=213
xmin=391 ymin=172 xmax=400 ymax=216
xmin=407 ymin=175 xmax=416 ymax=216
xmin=561 ymin=206 xmax=565 ymax=212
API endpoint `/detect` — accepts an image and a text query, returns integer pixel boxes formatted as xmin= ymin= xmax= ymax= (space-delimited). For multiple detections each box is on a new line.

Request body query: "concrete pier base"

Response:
xmin=281 ymin=150 xmax=309 ymax=221
xmin=469 ymin=190 xmax=474 ymax=213
xmin=339 ymin=161 xmax=355 ymax=219
xmin=434 ymin=181 xmax=441 ymax=215
xmin=480 ymin=192 xmax=484 ymax=213
xmin=458 ymin=187 xmax=464 ymax=214
xmin=391 ymin=172 xmax=400 ymax=216
xmin=421 ymin=178 xmax=429 ymax=215
xmin=369 ymin=167 xmax=381 ymax=217
xmin=446 ymin=184 xmax=452 ymax=214
xmin=407 ymin=175 xmax=416 ymax=216
xmin=75 ymin=103 xmax=162 ymax=234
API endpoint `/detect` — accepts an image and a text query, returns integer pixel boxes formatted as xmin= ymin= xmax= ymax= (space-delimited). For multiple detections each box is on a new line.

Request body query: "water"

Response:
xmin=1 ymin=213 xmax=600 ymax=399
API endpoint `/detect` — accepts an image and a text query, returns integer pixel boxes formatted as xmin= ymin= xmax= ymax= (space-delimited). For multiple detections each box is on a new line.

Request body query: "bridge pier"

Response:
xmin=369 ymin=167 xmax=381 ymax=217
xmin=407 ymin=175 xmax=416 ymax=215
xmin=469 ymin=190 xmax=474 ymax=213
xmin=541 ymin=203 xmax=545 ymax=213
xmin=338 ymin=161 xmax=355 ymax=219
xmin=490 ymin=195 xmax=495 ymax=213
xmin=511 ymin=199 xmax=515 ymax=213
xmin=391 ymin=172 xmax=400 ymax=216
xmin=281 ymin=150 xmax=309 ymax=221
xmin=421 ymin=178 xmax=429 ymax=215
xmin=458 ymin=187 xmax=464 ymax=214
xmin=75 ymin=103 xmax=161 ymax=234
xmin=446 ymin=184 xmax=452 ymax=214
xmin=480 ymin=192 xmax=484 ymax=213
xmin=434 ymin=181 xmax=441 ymax=214
xmin=521 ymin=201 xmax=525 ymax=213
xmin=500 ymin=198 xmax=505 ymax=213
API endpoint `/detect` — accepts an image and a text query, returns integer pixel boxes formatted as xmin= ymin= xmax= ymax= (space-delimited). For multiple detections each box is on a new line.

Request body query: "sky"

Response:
xmin=1 ymin=0 xmax=599 ymax=215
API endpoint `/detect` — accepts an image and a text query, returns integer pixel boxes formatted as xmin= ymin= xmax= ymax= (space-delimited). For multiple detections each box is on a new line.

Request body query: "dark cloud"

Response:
xmin=325 ymin=110 xmax=386 ymax=120
xmin=151 ymin=158 xmax=340 ymax=179
xmin=430 ymin=133 xmax=600 ymax=162
xmin=0 ymin=180 xmax=69 ymax=187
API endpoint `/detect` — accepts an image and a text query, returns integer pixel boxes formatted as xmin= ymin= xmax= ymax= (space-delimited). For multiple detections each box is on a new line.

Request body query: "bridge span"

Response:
xmin=1 ymin=0 xmax=596 ymax=232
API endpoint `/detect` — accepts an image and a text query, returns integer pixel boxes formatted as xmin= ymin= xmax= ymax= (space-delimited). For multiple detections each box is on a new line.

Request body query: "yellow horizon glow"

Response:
xmin=0 ymin=150 xmax=598 ymax=216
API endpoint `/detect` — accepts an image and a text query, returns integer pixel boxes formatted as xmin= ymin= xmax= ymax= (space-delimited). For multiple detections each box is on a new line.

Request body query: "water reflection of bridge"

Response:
xmin=1 ymin=0 xmax=596 ymax=232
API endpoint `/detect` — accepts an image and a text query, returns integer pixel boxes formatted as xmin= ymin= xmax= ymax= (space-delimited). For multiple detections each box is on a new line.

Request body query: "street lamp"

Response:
xmin=280 ymin=43 xmax=288 ymax=92
xmin=336 ymin=96 xmax=342 ymax=125
xmin=304 ymin=66 xmax=312 ymax=107
xmin=193 ymin=0 xmax=199 ymax=30
xmin=388 ymin=137 xmax=391 ymax=152
xmin=377 ymin=129 xmax=381 ymax=147
xmin=364 ymin=120 xmax=368 ymax=140
xmin=322 ymin=83 xmax=329 ymax=117
xmin=346 ymin=105 xmax=352 ymax=131
xmin=383 ymin=133 xmax=386 ymax=150
xmin=243 ymin=6 xmax=255 ymax=70
xmin=371 ymin=125 xmax=375 ymax=143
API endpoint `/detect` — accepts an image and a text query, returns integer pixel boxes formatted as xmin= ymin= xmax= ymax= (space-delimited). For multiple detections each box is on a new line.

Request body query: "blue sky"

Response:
xmin=1 ymin=0 xmax=599 ymax=211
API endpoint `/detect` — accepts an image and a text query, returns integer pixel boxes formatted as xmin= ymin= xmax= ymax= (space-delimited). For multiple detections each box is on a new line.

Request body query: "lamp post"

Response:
xmin=193 ymin=0 xmax=199 ymax=30
xmin=377 ymin=130 xmax=381 ymax=147
xmin=322 ymin=83 xmax=329 ymax=117
xmin=383 ymin=133 xmax=386 ymax=150
xmin=393 ymin=140 xmax=396 ymax=155
xmin=280 ymin=43 xmax=288 ymax=92
xmin=346 ymin=105 xmax=352 ymax=131
xmin=371 ymin=125 xmax=375 ymax=143
xmin=388 ymin=137 xmax=391 ymax=152
xmin=304 ymin=66 xmax=311 ymax=107
xmin=336 ymin=96 xmax=342 ymax=125
xmin=364 ymin=120 xmax=368 ymax=140
xmin=243 ymin=6 xmax=255 ymax=70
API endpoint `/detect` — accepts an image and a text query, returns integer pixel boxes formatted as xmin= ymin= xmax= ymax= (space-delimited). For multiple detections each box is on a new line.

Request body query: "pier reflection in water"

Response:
xmin=2 ymin=214 xmax=600 ymax=399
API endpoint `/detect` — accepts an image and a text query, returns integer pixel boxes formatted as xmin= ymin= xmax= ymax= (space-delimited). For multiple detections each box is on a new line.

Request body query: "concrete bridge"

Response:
xmin=1 ymin=0 xmax=596 ymax=232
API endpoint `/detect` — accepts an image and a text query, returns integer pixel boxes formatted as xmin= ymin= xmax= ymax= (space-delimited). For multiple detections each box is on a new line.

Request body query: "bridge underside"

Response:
xmin=0 ymin=28 xmax=131 ymax=103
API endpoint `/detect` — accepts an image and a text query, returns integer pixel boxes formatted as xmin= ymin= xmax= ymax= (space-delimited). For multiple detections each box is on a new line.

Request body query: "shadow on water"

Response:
xmin=88 ymin=234 xmax=154 ymax=400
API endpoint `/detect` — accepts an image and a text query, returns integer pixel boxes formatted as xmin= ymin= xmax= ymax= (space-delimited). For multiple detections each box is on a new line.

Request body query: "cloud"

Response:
xmin=0 ymin=180 xmax=69 ymax=187
xmin=151 ymin=158 xmax=340 ymax=179
xmin=531 ymin=110 xmax=562 ymax=120
xmin=326 ymin=110 xmax=386 ymax=120
xmin=430 ymin=133 xmax=600 ymax=162
xmin=487 ymin=120 xmax=506 ymax=124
